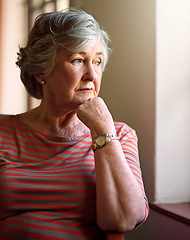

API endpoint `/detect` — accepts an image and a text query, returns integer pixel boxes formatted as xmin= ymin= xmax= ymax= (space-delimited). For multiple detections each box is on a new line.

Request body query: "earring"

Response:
xmin=41 ymin=80 xmax=46 ymax=85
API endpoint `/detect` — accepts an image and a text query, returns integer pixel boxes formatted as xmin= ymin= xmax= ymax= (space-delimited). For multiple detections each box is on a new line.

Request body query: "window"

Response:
xmin=27 ymin=0 xmax=69 ymax=109
xmin=0 ymin=0 xmax=69 ymax=114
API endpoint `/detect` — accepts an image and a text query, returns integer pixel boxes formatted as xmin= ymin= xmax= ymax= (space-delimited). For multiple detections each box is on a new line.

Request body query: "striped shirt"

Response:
xmin=0 ymin=115 xmax=149 ymax=240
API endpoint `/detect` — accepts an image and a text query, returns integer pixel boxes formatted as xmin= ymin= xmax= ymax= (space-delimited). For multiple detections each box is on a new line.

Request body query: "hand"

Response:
xmin=77 ymin=97 xmax=116 ymax=139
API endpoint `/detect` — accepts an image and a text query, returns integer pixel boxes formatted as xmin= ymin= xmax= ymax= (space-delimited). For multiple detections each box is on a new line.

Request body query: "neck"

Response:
xmin=20 ymin=103 xmax=89 ymax=138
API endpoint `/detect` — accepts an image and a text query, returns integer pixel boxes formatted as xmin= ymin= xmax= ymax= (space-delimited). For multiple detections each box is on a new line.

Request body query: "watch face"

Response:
xmin=96 ymin=135 xmax=106 ymax=147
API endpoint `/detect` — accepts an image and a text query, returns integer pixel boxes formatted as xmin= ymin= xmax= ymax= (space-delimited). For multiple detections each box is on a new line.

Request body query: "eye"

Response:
xmin=94 ymin=59 xmax=102 ymax=66
xmin=72 ymin=59 xmax=83 ymax=64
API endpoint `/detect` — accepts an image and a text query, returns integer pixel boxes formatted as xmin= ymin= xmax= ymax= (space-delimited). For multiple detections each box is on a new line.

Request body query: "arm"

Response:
xmin=77 ymin=97 xmax=149 ymax=232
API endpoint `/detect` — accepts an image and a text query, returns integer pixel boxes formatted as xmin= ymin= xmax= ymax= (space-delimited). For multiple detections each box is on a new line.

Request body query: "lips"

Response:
xmin=77 ymin=87 xmax=94 ymax=92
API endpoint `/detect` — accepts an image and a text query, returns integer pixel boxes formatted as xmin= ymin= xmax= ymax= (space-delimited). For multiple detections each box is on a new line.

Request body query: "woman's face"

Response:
xmin=41 ymin=40 xmax=103 ymax=112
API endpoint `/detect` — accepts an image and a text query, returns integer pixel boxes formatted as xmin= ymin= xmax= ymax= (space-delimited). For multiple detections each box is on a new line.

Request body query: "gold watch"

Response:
xmin=92 ymin=134 xmax=119 ymax=152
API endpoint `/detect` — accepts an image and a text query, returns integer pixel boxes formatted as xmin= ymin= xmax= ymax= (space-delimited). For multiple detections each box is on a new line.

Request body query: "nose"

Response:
xmin=82 ymin=62 xmax=96 ymax=81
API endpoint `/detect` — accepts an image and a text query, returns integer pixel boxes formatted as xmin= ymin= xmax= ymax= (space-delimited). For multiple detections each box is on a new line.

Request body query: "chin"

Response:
xmin=81 ymin=95 xmax=95 ymax=102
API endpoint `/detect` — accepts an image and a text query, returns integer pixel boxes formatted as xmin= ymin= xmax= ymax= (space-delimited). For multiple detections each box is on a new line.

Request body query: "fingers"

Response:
xmin=77 ymin=97 xmax=116 ymax=136
xmin=77 ymin=97 xmax=107 ymax=121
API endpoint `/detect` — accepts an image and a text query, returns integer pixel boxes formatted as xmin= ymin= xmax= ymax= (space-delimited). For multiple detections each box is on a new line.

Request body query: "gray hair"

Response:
xmin=16 ymin=8 xmax=111 ymax=99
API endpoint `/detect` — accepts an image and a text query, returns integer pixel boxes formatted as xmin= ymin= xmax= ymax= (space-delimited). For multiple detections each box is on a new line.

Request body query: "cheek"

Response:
xmin=67 ymin=67 xmax=81 ymax=81
xmin=95 ymin=77 xmax=102 ymax=93
xmin=62 ymin=71 xmax=79 ymax=88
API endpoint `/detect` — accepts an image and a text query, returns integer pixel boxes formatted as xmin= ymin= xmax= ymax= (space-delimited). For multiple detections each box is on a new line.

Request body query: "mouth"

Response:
xmin=77 ymin=88 xmax=94 ymax=92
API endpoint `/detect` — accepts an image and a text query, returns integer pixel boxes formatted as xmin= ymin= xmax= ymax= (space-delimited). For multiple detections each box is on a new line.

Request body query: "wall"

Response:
xmin=81 ymin=0 xmax=156 ymax=202
xmin=155 ymin=0 xmax=190 ymax=203
xmin=0 ymin=0 xmax=27 ymax=114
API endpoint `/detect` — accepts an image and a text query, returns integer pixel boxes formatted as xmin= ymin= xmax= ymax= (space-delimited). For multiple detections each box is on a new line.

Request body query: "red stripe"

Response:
xmin=0 ymin=202 xmax=96 ymax=212
xmin=0 ymin=225 xmax=72 ymax=240
xmin=1 ymin=172 xmax=96 ymax=180
xmin=4 ymin=218 xmax=89 ymax=237
xmin=0 ymin=193 xmax=96 ymax=204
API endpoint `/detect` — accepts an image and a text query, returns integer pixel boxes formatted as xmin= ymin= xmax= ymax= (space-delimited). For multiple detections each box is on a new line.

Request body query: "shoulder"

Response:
xmin=0 ymin=114 xmax=10 ymax=120
xmin=114 ymin=121 xmax=138 ymax=141
xmin=0 ymin=114 xmax=12 ymax=124
xmin=0 ymin=114 xmax=16 ymax=123
xmin=0 ymin=115 xmax=17 ymax=133
xmin=114 ymin=121 xmax=136 ymax=135
xmin=114 ymin=121 xmax=133 ymax=132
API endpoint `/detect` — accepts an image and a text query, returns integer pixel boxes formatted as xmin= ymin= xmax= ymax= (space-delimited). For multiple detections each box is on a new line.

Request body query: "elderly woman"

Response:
xmin=0 ymin=9 xmax=149 ymax=240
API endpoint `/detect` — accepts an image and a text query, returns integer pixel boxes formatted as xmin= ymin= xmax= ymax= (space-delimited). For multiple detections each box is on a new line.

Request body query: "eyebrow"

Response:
xmin=79 ymin=51 xmax=103 ymax=56
xmin=67 ymin=51 xmax=103 ymax=57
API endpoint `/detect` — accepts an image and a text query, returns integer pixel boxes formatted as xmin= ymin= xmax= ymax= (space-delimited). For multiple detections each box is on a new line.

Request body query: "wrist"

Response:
xmin=92 ymin=133 xmax=119 ymax=152
xmin=91 ymin=126 xmax=116 ymax=141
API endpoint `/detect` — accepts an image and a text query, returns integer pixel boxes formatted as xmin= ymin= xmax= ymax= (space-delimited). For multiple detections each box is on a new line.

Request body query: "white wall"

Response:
xmin=0 ymin=0 xmax=27 ymax=114
xmin=156 ymin=0 xmax=190 ymax=203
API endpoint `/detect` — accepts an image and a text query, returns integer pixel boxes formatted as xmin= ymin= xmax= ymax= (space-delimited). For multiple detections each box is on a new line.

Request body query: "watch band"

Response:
xmin=92 ymin=133 xmax=119 ymax=152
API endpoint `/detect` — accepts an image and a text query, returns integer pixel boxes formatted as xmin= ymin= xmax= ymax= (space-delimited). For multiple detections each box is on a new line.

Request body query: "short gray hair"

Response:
xmin=16 ymin=8 xmax=111 ymax=99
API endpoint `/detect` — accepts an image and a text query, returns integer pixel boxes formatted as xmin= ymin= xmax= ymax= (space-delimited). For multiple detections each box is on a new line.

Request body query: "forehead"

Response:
xmin=57 ymin=40 xmax=103 ymax=58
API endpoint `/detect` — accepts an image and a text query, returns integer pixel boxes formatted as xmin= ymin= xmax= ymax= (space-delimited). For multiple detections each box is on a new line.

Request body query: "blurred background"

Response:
xmin=0 ymin=0 xmax=189 ymax=239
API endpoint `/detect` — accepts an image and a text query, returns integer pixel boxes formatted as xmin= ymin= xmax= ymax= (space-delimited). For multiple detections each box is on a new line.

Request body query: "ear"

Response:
xmin=34 ymin=74 xmax=44 ymax=84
